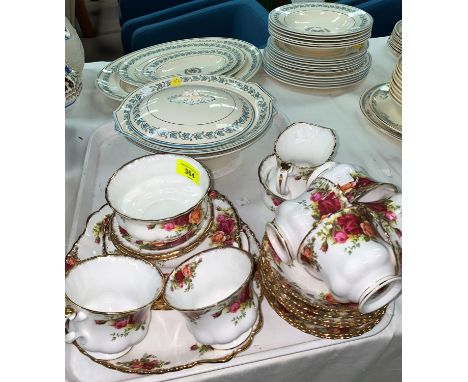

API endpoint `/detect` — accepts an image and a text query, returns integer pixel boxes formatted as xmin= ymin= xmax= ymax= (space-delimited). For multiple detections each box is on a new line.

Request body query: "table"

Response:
xmin=65 ymin=36 xmax=401 ymax=382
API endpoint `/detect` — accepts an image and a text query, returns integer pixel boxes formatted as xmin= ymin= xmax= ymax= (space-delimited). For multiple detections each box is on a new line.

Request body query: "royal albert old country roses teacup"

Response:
xmin=307 ymin=162 xmax=397 ymax=203
xmin=271 ymin=122 xmax=336 ymax=198
xmin=106 ymin=154 xmax=212 ymax=245
xmin=297 ymin=206 xmax=402 ymax=314
xmin=65 ymin=255 xmax=164 ymax=359
xmin=266 ymin=177 xmax=351 ymax=265
xmin=164 ymin=247 xmax=258 ymax=349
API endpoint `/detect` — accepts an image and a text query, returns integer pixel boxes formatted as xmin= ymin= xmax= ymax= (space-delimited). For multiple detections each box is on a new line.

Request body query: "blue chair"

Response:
xmin=119 ymin=0 xmax=197 ymax=26
xmin=130 ymin=0 xmax=269 ymax=52
xmin=121 ymin=0 xmax=230 ymax=53
xmin=336 ymin=0 xmax=402 ymax=38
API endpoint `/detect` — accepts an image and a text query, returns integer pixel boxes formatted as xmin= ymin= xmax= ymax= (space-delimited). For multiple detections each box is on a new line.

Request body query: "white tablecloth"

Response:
xmin=65 ymin=37 xmax=401 ymax=382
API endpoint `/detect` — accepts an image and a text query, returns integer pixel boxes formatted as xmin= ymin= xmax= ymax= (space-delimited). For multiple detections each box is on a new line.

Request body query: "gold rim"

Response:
xmin=105 ymin=154 xmax=213 ymax=223
xmin=65 ymin=254 xmax=165 ymax=316
xmin=163 ymin=246 xmax=256 ymax=312
xmin=262 ymin=285 xmax=384 ymax=339
xmin=108 ymin=200 xmax=215 ymax=261
xmin=273 ymin=122 xmax=337 ymax=171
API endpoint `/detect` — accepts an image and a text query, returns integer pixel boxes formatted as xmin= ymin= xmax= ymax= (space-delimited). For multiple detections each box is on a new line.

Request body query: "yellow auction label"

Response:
xmin=170 ymin=76 xmax=182 ymax=87
xmin=176 ymin=159 xmax=200 ymax=185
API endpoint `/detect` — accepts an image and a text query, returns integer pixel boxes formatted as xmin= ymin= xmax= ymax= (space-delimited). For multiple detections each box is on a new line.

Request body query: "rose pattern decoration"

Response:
xmin=300 ymin=180 xmax=349 ymax=221
xmin=169 ymin=257 xmax=203 ymax=292
xmin=190 ymin=344 xmax=214 ymax=355
xmin=146 ymin=205 xmax=204 ymax=232
xmin=116 ymin=353 xmax=170 ymax=370
xmin=208 ymin=206 xmax=238 ymax=248
xmin=92 ymin=214 xmax=110 ymax=244
xmin=339 ymin=172 xmax=377 ymax=201
xmin=299 ymin=209 xmax=377 ymax=271
xmin=210 ymin=284 xmax=255 ymax=325
xmin=95 ymin=309 xmax=148 ymax=341
xmin=364 ymin=199 xmax=402 ymax=238
xmin=65 ymin=252 xmax=80 ymax=272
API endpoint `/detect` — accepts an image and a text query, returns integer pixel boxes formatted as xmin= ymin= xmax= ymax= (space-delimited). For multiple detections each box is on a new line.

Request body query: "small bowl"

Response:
xmin=164 ymin=247 xmax=258 ymax=348
xmin=106 ymin=154 xmax=212 ymax=244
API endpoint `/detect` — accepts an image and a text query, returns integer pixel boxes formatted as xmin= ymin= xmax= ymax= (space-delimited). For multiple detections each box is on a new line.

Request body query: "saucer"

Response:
xmin=108 ymin=199 xmax=215 ymax=261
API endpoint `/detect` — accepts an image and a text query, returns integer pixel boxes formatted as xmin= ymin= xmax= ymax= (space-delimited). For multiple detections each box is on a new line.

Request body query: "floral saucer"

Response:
xmin=66 ymin=206 xmax=264 ymax=374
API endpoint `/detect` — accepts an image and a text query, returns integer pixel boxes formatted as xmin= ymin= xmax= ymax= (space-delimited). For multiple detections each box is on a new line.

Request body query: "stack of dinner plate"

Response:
xmin=96 ymin=37 xmax=262 ymax=102
xmin=263 ymin=2 xmax=374 ymax=89
xmin=360 ymin=57 xmax=402 ymax=140
xmin=387 ymin=20 xmax=402 ymax=56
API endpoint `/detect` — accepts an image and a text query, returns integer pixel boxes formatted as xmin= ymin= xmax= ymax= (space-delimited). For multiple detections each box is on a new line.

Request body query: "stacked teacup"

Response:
xmin=258 ymin=122 xmax=337 ymax=211
xmin=260 ymin=161 xmax=402 ymax=338
xmin=263 ymin=2 xmax=373 ymax=88
xmin=66 ymin=154 xmax=261 ymax=359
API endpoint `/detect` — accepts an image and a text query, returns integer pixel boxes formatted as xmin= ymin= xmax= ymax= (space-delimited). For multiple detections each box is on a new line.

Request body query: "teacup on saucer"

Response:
xmin=106 ymin=154 xmax=212 ymax=246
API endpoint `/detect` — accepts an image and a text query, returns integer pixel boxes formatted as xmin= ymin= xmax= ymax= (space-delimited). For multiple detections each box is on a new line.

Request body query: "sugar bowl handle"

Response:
xmin=65 ymin=306 xmax=87 ymax=343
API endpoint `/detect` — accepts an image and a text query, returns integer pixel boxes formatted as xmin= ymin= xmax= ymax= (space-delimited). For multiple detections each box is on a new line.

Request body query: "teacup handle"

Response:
xmin=276 ymin=163 xmax=291 ymax=196
xmin=239 ymin=230 xmax=250 ymax=253
xmin=65 ymin=306 xmax=87 ymax=343
xmin=306 ymin=161 xmax=336 ymax=190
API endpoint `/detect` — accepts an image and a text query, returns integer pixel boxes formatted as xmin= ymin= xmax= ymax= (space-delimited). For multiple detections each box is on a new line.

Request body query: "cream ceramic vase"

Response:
xmin=65 ymin=255 xmax=164 ymax=359
xmin=297 ymin=206 xmax=401 ymax=313
xmin=266 ymin=178 xmax=351 ymax=264
xmin=164 ymin=247 xmax=258 ymax=349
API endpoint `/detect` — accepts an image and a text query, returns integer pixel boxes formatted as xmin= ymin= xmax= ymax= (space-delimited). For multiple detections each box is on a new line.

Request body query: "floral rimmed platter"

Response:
xmin=66 ymin=204 xmax=264 ymax=374
xmin=113 ymin=75 xmax=273 ymax=159
xmin=360 ymin=83 xmax=402 ymax=141
xmin=269 ymin=3 xmax=373 ymax=37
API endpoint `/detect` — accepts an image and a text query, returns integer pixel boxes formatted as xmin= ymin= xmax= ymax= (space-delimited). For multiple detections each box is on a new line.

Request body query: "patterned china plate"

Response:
xmin=360 ymin=83 xmax=402 ymax=140
xmin=66 ymin=201 xmax=264 ymax=374
xmin=96 ymin=38 xmax=262 ymax=102
xmin=95 ymin=58 xmax=129 ymax=101
xmin=269 ymin=3 xmax=373 ymax=37
xmin=120 ymin=45 xmax=244 ymax=89
xmin=113 ymin=75 xmax=273 ymax=158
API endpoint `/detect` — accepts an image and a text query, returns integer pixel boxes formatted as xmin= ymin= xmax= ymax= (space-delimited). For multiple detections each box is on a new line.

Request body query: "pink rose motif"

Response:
xmin=164 ymin=222 xmax=176 ymax=231
xmin=310 ymin=192 xmax=322 ymax=202
xmin=272 ymin=197 xmax=283 ymax=207
xmin=354 ymin=176 xmax=375 ymax=189
xmin=366 ymin=202 xmax=388 ymax=213
xmin=384 ymin=211 xmax=396 ymax=221
xmin=336 ymin=213 xmax=362 ymax=235
xmin=239 ymin=286 xmax=251 ymax=303
xmin=229 ymin=301 xmax=241 ymax=313
xmin=334 ymin=231 xmax=349 ymax=244
xmin=114 ymin=318 xmax=129 ymax=329
xmin=175 ymin=213 xmax=190 ymax=226
xmin=217 ymin=217 xmax=235 ymax=235
xmin=317 ymin=192 xmax=342 ymax=216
